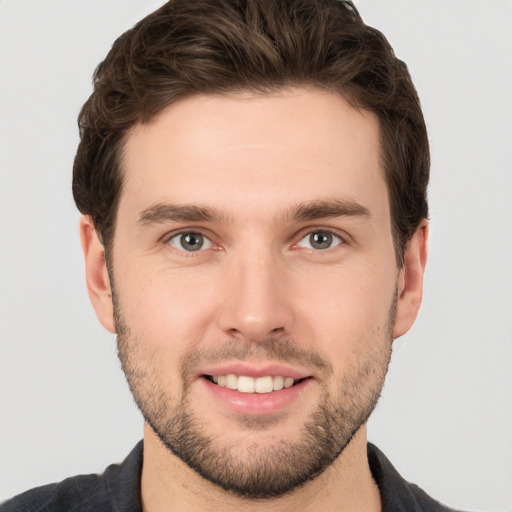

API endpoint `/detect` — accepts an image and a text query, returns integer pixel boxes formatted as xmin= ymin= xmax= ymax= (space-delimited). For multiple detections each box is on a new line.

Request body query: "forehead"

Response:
xmin=119 ymin=88 xmax=387 ymax=222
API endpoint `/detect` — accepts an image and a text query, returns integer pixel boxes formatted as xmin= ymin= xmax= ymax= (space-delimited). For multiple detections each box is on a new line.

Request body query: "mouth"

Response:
xmin=203 ymin=374 xmax=309 ymax=394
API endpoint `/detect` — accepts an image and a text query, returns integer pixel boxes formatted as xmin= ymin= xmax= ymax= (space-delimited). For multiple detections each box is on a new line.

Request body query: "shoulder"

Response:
xmin=1 ymin=442 xmax=143 ymax=512
xmin=367 ymin=443 xmax=467 ymax=512
xmin=0 ymin=474 xmax=109 ymax=512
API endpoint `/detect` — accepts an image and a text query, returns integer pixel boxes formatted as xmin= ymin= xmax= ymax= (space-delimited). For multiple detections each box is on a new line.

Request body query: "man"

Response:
xmin=2 ymin=1 xmax=461 ymax=510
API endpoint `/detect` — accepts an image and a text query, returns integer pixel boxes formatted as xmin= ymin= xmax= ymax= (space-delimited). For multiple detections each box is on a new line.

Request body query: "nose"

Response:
xmin=216 ymin=248 xmax=295 ymax=343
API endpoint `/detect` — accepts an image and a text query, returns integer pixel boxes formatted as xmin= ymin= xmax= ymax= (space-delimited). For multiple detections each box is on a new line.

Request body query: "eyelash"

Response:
xmin=163 ymin=227 xmax=348 ymax=254
xmin=294 ymin=229 xmax=345 ymax=251
xmin=164 ymin=230 xmax=215 ymax=254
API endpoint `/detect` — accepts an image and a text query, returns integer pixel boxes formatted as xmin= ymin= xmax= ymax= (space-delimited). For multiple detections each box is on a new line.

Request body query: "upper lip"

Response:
xmin=197 ymin=362 xmax=313 ymax=380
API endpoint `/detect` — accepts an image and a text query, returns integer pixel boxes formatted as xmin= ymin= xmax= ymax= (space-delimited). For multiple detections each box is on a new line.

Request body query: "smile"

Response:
xmin=205 ymin=374 xmax=304 ymax=394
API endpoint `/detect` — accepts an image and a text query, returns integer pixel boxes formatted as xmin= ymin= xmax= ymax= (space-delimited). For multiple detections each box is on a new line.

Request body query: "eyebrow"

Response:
xmin=137 ymin=203 xmax=221 ymax=225
xmin=136 ymin=198 xmax=371 ymax=227
xmin=288 ymin=199 xmax=371 ymax=222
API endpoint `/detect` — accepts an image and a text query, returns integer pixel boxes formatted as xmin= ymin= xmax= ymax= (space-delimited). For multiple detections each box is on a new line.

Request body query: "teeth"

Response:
xmin=226 ymin=374 xmax=238 ymax=390
xmin=273 ymin=375 xmax=284 ymax=391
xmin=284 ymin=377 xmax=295 ymax=388
xmin=237 ymin=376 xmax=255 ymax=393
xmin=254 ymin=376 xmax=273 ymax=393
xmin=211 ymin=374 xmax=298 ymax=393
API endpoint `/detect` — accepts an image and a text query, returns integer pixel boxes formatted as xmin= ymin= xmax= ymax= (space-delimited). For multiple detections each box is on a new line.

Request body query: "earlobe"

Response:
xmin=79 ymin=216 xmax=116 ymax=333
xmin=393 ymin=220 xmax=429 ymax=339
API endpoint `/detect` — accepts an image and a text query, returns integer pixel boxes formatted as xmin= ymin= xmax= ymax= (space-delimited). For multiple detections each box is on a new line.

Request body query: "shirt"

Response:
xmin=1 ymin=442 xmax=463 ymax=511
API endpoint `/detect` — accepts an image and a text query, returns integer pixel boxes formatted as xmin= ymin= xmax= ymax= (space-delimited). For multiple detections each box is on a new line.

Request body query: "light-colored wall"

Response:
xmin=1 ymin=1 xmax=511 ymax=510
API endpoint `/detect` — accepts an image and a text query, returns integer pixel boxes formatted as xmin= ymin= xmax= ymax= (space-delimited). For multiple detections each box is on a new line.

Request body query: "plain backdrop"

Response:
xmin=1 ymin=1 xmax=511 ymax=510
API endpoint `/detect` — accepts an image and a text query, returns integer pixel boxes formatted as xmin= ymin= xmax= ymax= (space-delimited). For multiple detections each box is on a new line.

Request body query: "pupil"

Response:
xmin=310 ymin=232 xmax=332 ymax=250
xmin=181 ymin=233 xmax=203 ymax=251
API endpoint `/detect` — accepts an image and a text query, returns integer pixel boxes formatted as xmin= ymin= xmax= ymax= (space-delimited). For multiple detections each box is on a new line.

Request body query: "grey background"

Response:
xmin=1 ymin=1 xmax=511 ymax=510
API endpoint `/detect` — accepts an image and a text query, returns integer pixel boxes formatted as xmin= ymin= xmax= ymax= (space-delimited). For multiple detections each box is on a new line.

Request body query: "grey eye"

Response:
xmin=168 ymin=232 xmax=212 ymax=252
xmin=297 ymin=231 xmax=342 ymax=250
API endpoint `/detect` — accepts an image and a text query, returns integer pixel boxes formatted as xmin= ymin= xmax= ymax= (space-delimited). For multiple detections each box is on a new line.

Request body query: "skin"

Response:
xmin=81 ymin=88 xmax=428 ymax=512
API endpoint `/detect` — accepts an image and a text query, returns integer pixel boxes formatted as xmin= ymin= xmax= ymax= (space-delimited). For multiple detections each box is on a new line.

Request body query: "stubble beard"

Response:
xmin=114 ymin=295 xmax=395 ymax=500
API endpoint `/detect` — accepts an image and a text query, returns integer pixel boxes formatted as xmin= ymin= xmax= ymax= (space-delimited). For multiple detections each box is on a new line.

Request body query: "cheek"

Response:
xmin=293 ymin=261 xmax=396 ymax=363
xmin=114 ymin=267 xmax=221 ymax=401
xmin=114 ymin=260 xmax=220 ymax=358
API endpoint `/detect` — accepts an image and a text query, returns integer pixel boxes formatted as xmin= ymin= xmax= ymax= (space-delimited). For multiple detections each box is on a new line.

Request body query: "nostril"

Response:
xmin=267 ymin=327 xmax=287 ymax=341
xmin=226 ymin=328 xmax=245 ymax=340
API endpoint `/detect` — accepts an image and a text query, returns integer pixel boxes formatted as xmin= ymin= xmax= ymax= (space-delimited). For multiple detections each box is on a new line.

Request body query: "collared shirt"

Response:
xmin=1 ymin=442 xmax=463 ymax=511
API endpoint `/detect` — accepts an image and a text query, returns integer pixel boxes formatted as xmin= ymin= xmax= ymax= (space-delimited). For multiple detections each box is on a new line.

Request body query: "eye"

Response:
xmin=297 ymin=230 xmax=343 ymax=250
xmin=167 ymin=232 xmax=212 ymax=252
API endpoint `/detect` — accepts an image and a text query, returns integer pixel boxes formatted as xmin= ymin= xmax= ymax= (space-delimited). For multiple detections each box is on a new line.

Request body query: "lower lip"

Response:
xmin=201 ymin=377 xmax=313 ymax=416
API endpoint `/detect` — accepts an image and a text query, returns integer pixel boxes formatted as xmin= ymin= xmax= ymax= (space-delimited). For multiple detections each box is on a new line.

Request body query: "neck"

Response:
xmin=140 ymin=423 xmax=381 ymax=512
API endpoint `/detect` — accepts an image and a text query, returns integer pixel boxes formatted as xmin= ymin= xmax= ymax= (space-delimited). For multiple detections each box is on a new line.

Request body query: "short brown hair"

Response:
xmin=72 ymin=0 xmax=429 ymax=264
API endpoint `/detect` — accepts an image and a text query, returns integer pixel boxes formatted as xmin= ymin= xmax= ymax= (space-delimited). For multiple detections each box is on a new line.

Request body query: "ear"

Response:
xmin=80 ymin=216 xmax=116 ymax=333
xmin=394 ymin=220 xmax=429 ymax=339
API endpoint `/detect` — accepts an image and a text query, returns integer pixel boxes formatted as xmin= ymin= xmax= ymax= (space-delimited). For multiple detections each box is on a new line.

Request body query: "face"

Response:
xmin=84 ymin=88 xmax=425 ymax=499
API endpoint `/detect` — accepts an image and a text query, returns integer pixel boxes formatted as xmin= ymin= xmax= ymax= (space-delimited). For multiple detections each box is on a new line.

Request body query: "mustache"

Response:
xmin=181 ymin=337 xmax=333 ymax=379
